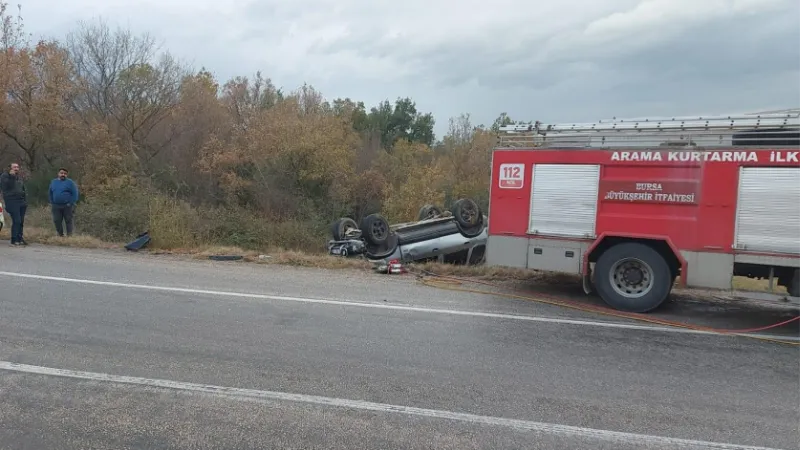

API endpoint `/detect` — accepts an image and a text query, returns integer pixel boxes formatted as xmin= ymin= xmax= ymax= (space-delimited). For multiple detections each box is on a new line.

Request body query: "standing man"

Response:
xmin=0 ymin=162 xmax=28 ymax=246
xmin=49 ymin=168 xmax=79 ymax=237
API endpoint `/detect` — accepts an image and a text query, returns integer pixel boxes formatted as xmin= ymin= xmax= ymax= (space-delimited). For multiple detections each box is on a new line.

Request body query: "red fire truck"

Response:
xmin=487 ymin=110 xmax=800 ymax=313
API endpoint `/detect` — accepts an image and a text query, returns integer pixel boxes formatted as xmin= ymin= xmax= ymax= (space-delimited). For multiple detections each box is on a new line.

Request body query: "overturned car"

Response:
xmin=328 ymin=198 xmax=488 ymax=265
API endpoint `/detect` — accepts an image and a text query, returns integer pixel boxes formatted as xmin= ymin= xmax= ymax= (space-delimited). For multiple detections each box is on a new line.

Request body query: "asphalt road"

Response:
xmin=0 ymin=245 xmax=797 ymax=450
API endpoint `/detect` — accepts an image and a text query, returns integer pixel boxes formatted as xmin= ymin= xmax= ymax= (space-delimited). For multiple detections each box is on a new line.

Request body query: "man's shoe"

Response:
xmin=19 ymin=240 xmax=28 ymax=246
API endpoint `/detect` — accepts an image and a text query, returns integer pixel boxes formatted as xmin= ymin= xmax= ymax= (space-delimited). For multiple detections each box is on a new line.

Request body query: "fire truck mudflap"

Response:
xmin=487 ymin=111 xmax=800 ymax=313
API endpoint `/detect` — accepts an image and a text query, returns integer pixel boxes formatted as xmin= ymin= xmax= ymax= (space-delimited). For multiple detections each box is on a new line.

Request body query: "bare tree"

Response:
xmin=0 ymin=1 xmax=26 ymax=52
xmin=66 ymin=19 xmax=187 ymax=170
xmin=220 ymin=71 xmax=283 ymax=132
xmin=66 ymin=19 xmax=155 ymax=119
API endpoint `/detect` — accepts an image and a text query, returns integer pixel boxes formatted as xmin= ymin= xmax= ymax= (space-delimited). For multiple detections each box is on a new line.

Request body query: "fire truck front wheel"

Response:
xmin=595 ymin=242 xmax=672 ymax=313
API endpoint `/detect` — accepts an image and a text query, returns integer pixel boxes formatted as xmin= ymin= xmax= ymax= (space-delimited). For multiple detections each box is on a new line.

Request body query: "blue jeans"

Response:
xmin=5 ymin=199 xmax=27 ymax=244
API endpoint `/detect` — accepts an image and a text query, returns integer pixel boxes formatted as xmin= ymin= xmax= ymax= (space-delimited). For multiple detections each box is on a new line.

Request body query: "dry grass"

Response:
xmin=0 ymin=222 xmax=517 ymax=277
xmin=732 ymin=276 xmax=788 ymax=294
xmin=408 ymin=261 xmax=535 ymax=280
xmin=249 ymin=250 xmax=373 ymax=269
xmin=2 ymin=221 xmax=790 ymax=295
xmin=145 ymin=244 xmax=371 ymax=269
xmin=150 ymin=245 xmax=258 ymax=258
xmin=0 ymin=225 xmax=115 ymax=249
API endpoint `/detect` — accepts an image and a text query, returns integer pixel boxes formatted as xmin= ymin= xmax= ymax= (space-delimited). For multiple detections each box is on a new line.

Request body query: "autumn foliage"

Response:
xmin=0 ymin=4 xmax=512 ymax=251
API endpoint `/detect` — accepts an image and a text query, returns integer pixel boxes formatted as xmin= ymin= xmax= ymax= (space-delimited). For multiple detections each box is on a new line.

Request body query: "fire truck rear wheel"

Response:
xmin=595 ymin=242 xmax=672 ymax=313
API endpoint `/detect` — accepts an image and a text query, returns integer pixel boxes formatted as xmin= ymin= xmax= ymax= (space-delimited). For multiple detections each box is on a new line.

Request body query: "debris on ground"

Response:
xmin=124 ymin=231 xmax=151 ymax=252
xmin=208 ymin=255 xmax=244 ymax=261
xmin=327 ymin=238 xmax=366 ymax=258
xmin=372 ymin=259 xmax=407 ymax=274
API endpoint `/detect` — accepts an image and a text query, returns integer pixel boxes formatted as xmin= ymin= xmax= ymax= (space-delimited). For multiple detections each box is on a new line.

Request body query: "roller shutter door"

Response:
xmin=528 ymin=164 xmax=600 ymax=238
xmin=734 ymin=167 xmax=800 ymax=254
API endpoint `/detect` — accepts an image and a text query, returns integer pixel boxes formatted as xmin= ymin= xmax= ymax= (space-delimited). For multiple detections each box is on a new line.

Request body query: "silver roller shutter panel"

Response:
xmin=734 ymin=167 xmax=800 ymax=255
xmin=528 ymin=164 xmax=600 ymax=238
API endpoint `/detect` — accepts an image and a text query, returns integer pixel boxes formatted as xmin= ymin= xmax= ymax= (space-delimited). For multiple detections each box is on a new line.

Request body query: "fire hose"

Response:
xmin=409 ymin=268 xmax=800 ymax=346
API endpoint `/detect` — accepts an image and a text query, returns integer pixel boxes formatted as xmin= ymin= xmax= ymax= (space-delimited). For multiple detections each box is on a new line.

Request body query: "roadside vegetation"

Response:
xmin=0 ymin=3 xmax=510 ymax=254
xmin=0 ymin=4 xmax=785 ymax=295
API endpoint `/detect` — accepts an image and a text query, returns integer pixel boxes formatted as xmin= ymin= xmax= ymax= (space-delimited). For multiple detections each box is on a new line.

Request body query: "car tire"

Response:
xmin=456 ymin=218 xmax=486 ymax=238
xmin=453 ymin=199 xmax=485 ymax=238
xmin=364 ymin=233 xmax=399 ymax=260
xmin=360 ymin=214 xmax=390 ymax=246
xmin=418 ymin=204 xmax=442 ymax=221
xmin=330 ymin=218 xmax=359 ymax=241
xmin=452 ymin=198 xmax=482 ymax=229
xmin=594 ymin=242 xmax=672 ymax=313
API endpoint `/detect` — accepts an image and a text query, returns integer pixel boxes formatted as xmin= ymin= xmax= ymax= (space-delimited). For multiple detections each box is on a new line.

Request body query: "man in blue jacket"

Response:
xmin=49 ymin=168 xmax=79 ymax=237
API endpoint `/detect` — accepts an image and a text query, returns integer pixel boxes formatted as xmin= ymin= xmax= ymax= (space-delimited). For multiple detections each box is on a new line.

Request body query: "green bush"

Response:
xmin=38 ymin=186 xmax=328 ymax=252
xmin=74 ymin=190 xmax=150 ymax=242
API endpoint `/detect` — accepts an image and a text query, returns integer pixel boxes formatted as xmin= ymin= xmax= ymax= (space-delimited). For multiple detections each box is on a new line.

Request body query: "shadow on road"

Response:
xmin=489 ymin=276 xmax=800 ymax=339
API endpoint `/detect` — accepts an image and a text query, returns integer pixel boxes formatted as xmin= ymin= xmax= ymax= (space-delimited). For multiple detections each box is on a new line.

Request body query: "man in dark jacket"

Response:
xmin=49 ymin=167 xmax=80 ymax=237
xmin=0 ymin=162 xmax=28 ymax=246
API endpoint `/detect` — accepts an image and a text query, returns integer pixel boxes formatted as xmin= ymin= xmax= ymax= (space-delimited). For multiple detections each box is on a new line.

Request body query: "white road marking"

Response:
xmin=0 ymin=361 xmax=782 ymax=450
xmin=0 ymin=270 xmax=796 ymax=342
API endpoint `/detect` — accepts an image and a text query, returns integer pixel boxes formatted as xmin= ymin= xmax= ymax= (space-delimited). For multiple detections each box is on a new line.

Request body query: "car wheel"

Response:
xmin=330 ymin=218 xmax=359 ymax=241
xmin=418 ymin=204 xmax=443 ymax=221
xmin=452 ymin=198 xmax=482 ymax=229
xmin=360 ymin=214 xmax=390 ymax=246
xmin=452 ymin=199 xmax=485 ymax=238
xmin=594 ymin=242 xmax=672 ymax=313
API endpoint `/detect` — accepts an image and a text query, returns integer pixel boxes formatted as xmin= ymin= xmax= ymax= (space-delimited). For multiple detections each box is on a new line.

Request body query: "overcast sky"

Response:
xmin=17 ymin=0 xmax=800 ymax=138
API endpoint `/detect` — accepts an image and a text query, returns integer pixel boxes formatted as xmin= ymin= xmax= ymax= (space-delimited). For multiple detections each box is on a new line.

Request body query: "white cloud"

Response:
xmin=15 ymin=0 xmax=800 ymax=137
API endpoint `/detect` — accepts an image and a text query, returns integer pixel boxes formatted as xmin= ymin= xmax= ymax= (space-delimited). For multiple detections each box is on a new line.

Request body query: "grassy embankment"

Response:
xmin=1 ymin=203 xmax=784 ymax=293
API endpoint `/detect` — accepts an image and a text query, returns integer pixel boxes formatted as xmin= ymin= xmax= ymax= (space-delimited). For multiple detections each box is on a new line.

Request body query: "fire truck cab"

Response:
xmin=487 ymin=110 xmax=800 ymax=313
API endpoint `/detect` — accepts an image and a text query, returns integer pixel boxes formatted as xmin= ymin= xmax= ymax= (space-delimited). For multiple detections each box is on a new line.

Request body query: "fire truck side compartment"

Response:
xmin=733 ymin=167 xmax=800 ymax=255
xmin=731 ymin=166 xmax=800 ymax=291
xmin=527 ymin=164 xmax=600 ymax=238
